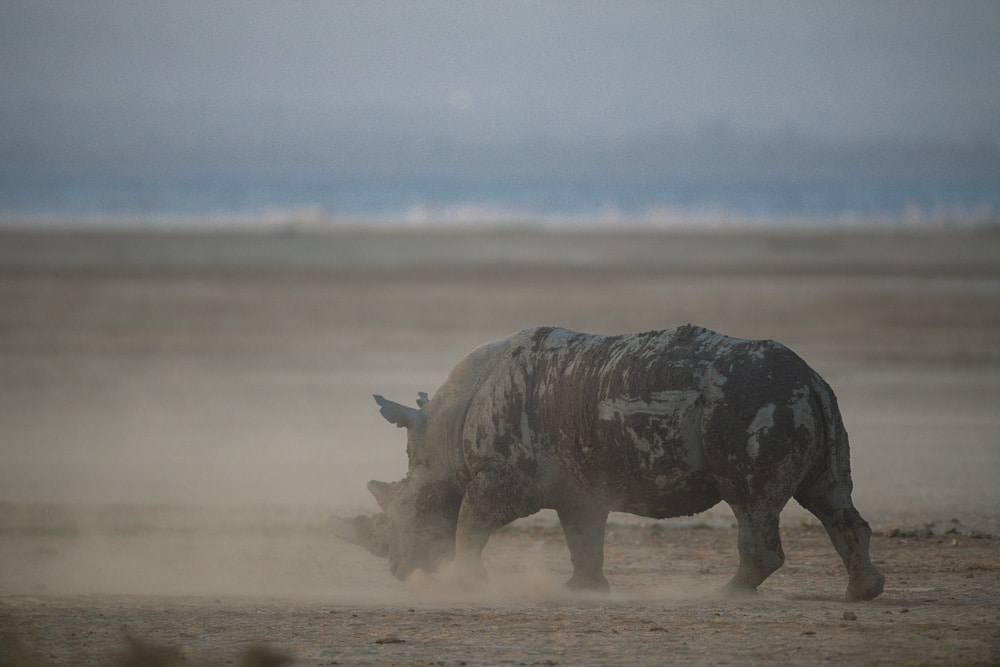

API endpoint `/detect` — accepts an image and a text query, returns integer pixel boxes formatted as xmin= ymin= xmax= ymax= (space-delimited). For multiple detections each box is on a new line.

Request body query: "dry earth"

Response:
xmin=1 ymin=514 xmax=998 ymax=666
xmin=1 ymin=226 xmax=998 ymax=665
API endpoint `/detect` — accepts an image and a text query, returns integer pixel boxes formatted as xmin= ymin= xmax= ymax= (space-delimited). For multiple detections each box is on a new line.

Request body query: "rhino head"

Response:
xmin=332 ymin=394 xmax=461 ymax=580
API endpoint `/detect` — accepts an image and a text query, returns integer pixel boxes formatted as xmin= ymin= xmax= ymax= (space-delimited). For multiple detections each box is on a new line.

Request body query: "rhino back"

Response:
xmin=531 ymin=326 xmax=732 ymax=514
xmin=459 ymin=326 xmax=829 ymax=517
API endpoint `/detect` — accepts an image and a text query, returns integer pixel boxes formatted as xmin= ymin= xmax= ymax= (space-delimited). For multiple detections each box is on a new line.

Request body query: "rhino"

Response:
xmin=333 ymin=325 xmax=885 ymax=601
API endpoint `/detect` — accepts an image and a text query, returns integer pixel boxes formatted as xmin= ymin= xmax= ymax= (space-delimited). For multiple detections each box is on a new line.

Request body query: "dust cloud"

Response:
xmin=2 ymin=228 xmax=999 ymax=605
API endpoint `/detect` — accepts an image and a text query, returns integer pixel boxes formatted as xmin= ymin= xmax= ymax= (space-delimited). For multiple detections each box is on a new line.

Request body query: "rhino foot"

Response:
xmin=719 ymin=580 xmax=759 ymax=599
xmin=450 ymin=557 xmax=489 ymax=589
xmin=565 ymin=573 xmax=610 ymax=593
xmin=846 ymin=572 xmax=885 ymax=602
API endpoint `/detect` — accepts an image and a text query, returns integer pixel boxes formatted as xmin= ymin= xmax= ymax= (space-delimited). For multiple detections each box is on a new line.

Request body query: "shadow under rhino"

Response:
xmin=333 ymin=325 xmax=885 ymax=602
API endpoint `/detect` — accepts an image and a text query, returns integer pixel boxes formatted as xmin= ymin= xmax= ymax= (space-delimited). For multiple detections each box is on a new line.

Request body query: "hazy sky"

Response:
xmin=2 ymin=1 xmax=999 ymax=180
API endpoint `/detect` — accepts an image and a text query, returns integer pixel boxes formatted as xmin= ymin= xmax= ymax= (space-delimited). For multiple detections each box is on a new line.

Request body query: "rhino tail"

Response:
xmin=806 ymin=374 xmax=854 ymax=491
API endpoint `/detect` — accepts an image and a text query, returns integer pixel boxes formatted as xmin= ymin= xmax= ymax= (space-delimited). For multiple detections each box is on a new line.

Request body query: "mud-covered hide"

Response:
xmin=333 ymin=325 xmax=885 ymax=602
xmin=453 ymin=325 xmax=832 ymax=517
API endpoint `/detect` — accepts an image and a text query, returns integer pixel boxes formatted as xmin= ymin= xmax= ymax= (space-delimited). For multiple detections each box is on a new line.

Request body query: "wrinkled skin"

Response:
xmin=330 ymin=479 xmax=457 ymax=580
xmin=334 ymin=326 xmax=885 ymax=601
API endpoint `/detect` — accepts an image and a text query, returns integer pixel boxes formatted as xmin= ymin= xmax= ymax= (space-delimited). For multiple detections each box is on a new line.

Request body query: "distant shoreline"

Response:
xmin=2 ymin=212 xmax=998 ymax=234
xmin=2 ymin=223 xmax=998 ymax=276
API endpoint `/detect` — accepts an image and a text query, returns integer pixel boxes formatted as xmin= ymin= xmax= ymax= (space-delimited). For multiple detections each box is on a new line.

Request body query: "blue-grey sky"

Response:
xmin=2 ymin=1 xmax=999 ymax=180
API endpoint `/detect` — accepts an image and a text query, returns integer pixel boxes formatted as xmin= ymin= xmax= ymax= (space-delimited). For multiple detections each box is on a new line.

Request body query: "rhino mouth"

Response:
xmin=388 ymin=533 xmax=456 ymax=580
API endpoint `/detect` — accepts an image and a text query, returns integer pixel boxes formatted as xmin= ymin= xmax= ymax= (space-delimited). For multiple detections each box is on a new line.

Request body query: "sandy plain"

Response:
xmin=1 ymin=225 xmax=998 ymax=665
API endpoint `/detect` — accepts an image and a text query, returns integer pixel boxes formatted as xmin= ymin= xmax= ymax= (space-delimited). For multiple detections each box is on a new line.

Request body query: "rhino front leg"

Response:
xmin=557 ymin=504 xmax=610 ymax=591
xmin=453 ymin=502 xmax=491 ymax=584
xmin=454 ymin=469 xmax=541 ymax=586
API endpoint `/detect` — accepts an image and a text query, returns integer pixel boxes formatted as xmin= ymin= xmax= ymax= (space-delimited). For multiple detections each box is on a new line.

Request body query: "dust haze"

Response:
xmin=2 ymin=227 xmax=999 ymax=608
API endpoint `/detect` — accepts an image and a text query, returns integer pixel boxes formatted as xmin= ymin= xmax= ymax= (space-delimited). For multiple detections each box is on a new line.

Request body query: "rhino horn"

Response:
xmin=374 ymin=394 xmax=425 ymax=429
xmin=367 ymin=479 xmax=399 ymax=511
xmin=329 ymin=514 xmax=390 ymax=558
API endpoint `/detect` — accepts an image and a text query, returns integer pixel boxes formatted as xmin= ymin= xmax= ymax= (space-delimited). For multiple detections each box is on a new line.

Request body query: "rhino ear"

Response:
xmin=374 ymin=394 xmax=425 ymax=429
xmin=367 ymin=479 xmax=398 ymax=511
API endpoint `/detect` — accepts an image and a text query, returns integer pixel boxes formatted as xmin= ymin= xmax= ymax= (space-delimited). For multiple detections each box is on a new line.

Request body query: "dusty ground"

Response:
xmin=1 ymin=513 xmax=998 ymax=666
xmin=1 ymin=226 xmax=998 ymax=665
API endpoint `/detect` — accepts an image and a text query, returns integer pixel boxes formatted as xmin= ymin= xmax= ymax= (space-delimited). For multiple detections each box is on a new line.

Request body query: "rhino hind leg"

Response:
xmin=557 ymin=504 xmax=610 ymax=592
xmin=795 ymin=480 xmax=885 ymax=602
xmin=724 ymin=505 xmax=785 ymax=596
